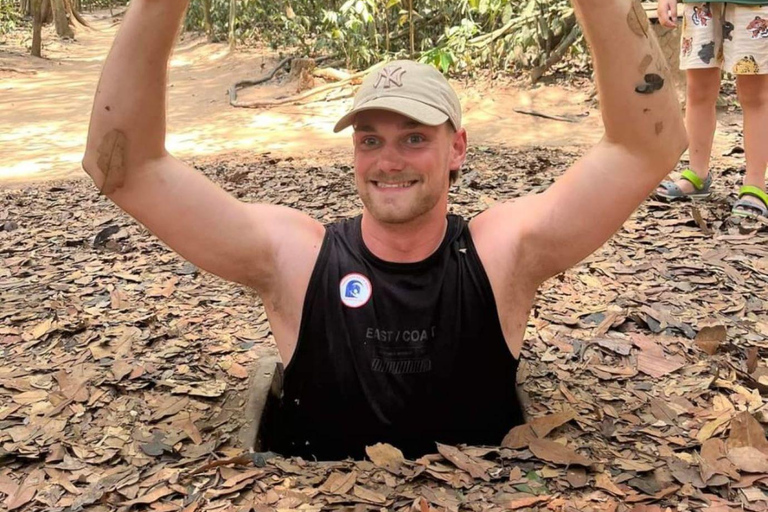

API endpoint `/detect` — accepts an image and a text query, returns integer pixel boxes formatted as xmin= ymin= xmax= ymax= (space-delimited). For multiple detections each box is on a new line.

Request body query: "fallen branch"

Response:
xmin=229 ymin=56 xmax=293 ymax=105
xmin=0 ymin=67 xmax=37 ymax=75
xmin=530 ymin=18 xmax=580 ymax=84
xmin=313 ymin=67 xmax=351 ymax=82
xmin=468 ymin=12 xmax=542 ymax=47
xmin=513 ymin=109 xmax=579 ymax=123
xmin=231 ymin=61 xmax=384 ymax=109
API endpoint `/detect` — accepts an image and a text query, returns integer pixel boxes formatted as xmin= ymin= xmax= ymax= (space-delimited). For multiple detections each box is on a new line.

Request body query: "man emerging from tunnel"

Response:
xmin=82 ymin=0 xmax=687 ymax=460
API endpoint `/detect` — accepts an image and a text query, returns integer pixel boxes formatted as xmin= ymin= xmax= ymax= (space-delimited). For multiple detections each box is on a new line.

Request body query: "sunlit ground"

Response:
xmin=1 ymin=13 xmax=626 ymax=187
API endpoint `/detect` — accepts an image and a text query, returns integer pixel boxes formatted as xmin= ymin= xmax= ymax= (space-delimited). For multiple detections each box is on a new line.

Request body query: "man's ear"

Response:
xmin=449 ymin=127 xmax=468 ymax=171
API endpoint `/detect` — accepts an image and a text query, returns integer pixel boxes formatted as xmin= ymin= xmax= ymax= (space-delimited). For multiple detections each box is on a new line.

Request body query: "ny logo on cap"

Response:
xmin=374 ymin=66 xmax=406 ymax=89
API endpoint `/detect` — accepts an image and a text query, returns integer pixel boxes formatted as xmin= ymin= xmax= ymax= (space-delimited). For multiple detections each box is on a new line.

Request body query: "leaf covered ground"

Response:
xmin=1 ymin=146 xmax=767 ymax=511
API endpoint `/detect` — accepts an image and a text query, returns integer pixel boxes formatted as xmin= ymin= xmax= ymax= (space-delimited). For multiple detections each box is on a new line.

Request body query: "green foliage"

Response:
xmin=0 ymin=0 xmax=130 ymax=36
xmin=0 ymin=0 xmax=23 ymax=35
xmin=80 ymin=0 xmax=130 ymax=10
xmin=185 ymin=0 xmax=587 ymax=76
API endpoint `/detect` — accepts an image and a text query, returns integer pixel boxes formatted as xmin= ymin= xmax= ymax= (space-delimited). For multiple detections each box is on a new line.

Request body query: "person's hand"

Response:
xmin=657 ymin=0 xmax=678 ymax=28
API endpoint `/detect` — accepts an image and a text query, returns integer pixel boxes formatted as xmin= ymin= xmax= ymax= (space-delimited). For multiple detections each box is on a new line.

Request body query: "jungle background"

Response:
xmin=1 ymin=1 xmax=768 ymax=511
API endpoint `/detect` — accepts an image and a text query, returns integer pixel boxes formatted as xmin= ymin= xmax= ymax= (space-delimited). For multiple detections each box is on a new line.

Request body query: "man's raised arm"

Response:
xmin=81 ymin=0 xmax=323 ymax=290
xmin=475 ymin=0 xmax=687 ymax=286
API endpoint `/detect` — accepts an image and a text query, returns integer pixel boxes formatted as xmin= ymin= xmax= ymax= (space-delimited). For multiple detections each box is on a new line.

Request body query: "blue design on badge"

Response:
xmin=340 ymin=273 xmax=372 ymax=308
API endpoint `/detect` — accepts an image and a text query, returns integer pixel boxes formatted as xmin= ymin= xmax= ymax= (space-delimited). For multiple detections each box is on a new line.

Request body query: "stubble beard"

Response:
xmin=359 ymin=181 xmax=443 ymax=225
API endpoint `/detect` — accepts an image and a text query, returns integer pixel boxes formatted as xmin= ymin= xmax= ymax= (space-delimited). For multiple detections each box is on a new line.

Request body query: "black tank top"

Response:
xmin=263 ymin=214 xmax=523 ymax=460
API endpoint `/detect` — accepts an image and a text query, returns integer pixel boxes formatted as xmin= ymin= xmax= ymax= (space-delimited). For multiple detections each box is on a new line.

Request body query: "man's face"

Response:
xmin=352 ymin=110 xmax=466 ymax=224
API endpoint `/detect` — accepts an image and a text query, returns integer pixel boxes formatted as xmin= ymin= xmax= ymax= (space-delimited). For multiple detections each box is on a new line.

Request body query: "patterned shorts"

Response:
xmin=680 ymin=3 xmax=768 ymax=75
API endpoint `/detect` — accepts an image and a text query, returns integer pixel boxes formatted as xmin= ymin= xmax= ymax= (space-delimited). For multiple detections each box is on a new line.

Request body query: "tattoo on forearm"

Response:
xmin=627 ymin=0 xmax=650 ymax=38
xmin=639 ymin=54 xmax=653 ymax=75
xmin=96 ymin=129 xmax=128 ymax=195
xmin=626 ymin=0 xmax=668 ymax=97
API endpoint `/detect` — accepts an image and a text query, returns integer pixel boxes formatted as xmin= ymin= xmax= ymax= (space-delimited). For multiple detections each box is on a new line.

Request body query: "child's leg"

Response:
xmin=686 ymin=68 xmax=722 ymax=181
xmin=736 ymin=74 xmax=768 ymax=200
xmin=724 ymin=4 xmax=768 ymax=214
xmin=657 ymin=2 xmax=723 ymax=196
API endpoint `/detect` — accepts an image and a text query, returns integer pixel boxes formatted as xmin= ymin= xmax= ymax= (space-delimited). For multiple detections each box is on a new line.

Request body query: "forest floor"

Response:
xmin=1 ymin=9 xmax=768 ymax=512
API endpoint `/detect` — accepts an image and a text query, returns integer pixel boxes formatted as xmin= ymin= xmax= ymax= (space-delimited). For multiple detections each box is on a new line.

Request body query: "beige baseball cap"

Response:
xmin=333 ymin=60 xmax=462 ymax=133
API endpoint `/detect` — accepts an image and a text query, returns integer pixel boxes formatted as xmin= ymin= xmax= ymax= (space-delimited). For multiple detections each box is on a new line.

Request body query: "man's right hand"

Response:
xmin=657 ymin=0 xmax=678 ymax=28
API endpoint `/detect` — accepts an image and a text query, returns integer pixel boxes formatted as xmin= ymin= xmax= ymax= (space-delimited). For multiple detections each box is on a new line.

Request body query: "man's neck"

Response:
xmin=361 ymin=208 xmax=449 ymax=263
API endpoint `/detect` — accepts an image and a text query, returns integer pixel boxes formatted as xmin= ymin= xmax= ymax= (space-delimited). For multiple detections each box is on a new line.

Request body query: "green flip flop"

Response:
xmin=732 ymin=185 xmax=768 ymax=219
xmin=656 ymin=169 xmax=712 ymax=200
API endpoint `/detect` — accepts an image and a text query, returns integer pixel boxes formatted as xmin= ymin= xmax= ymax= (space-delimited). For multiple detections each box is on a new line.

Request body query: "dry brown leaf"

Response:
xmin=699 ymin=439 xmax=739 ymax=482
xmin=695 ymin=325 xmax=726 ymax=355
xmin=632 ymin=335 xmax=685 ymax=378
xmin=226 ymin=361 xmax=249 ymax=380
xmin=616 ymin=458 xmax=655 ymax=472
xmin=697 ymin=413 xmax=733 ymax=443
xmin=595 ymin=472 xmax=626 ymax=497
xmin=319 ymin=471 xmax=357 ymax=495
xmin=148 ymin=277 xmax=179 ymax=298
xmin=566 ymin=467 xmax=588 ymax=488
xmin=11 ymin=389 xmax=48 ymax=405
xmin=530 ymin=409 xmax=577 ymax=438
xmin=727 ymin=447 xmax=768 ymax=473
xmin=54 ymin=369 xmax=90 ymax=403
xmin=25 ymin=318 xmax=54 ymax=341
xmin=746 ymin=347 xmax=759 ymax=374
xmin=501 ymin=424 xmax=536 ymax=449
xmin=507 ymin=495 xmax=550 ymax=509
xmin=436 ymin=443 xmax=492 ymax=481
xmin=649 ymin=398 xmax=678 ymax=425
xmin=111 ymin=359 xmax=133 ymax=381
xmin=221 ymin=469 xmax=264 ymax=487
xmin=352 ymin=485 xmax=388 ymax=504
xmin=365 ymin=442 xmax=405 ymax=472
xmin=121 ymin=485 xmax=175 ymax=506
xmin=44 ymin=467 xmax=82 ymax=496
xmin=637 ymin=351 xmax=685 ymax=379
xmin=727 ymin=411 xmax=768 ymax=454
xmin=528 ymin=438 xmax=592 ymax=467
xmin=3 ymin=469 xmax=44 ymax=511
xmin=595 ymin=337 xmax=633 ymax=355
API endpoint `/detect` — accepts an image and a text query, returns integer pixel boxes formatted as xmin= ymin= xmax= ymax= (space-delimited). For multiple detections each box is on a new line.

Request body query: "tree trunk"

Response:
xmin=408 ymin=0 xmax=414 ymax=58
xmin=384 ymin=0 xmax=390 ymax=54
xmin=289 ymin=58 xmax=316 ymax=93
xmin=203 ymin=0 xmax=213 ymax=42
xmin=42 ymin=0 xmax=53 ymax=24
xmin=51 ymin=0 xmax=74 ymax=38
xmin=31 ymin=0 xmax=43 ymax=57
xmin=228 ymin=0 xmax=236 ymax=51
xmin=65 ymin=0 xmax=90 ymax=28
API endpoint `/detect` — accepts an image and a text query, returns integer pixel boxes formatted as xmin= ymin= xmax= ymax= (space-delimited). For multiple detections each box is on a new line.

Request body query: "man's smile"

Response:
xmin=371 ymin=180 xmax=418 ymax=189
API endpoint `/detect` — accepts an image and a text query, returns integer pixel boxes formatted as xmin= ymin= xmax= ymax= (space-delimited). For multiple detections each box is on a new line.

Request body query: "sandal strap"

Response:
xmin=657 ymin=180 xmax=679 ymax=192
xmin=681 ymin=169 xmax=706 ymax=191
xmin=739 ymin=185 xmax=768 ymax=208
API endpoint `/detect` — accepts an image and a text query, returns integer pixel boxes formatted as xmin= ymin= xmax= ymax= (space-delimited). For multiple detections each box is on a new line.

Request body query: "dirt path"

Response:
xmin=0 ymin=11 xmax=743 ymax=188
xmin=0 ymin=12 xmax=603 ymax=187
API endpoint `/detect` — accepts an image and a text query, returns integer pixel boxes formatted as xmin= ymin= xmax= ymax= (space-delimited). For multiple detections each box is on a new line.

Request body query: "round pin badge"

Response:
xmin=339 ymin=273 xmax=372 ymax=308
